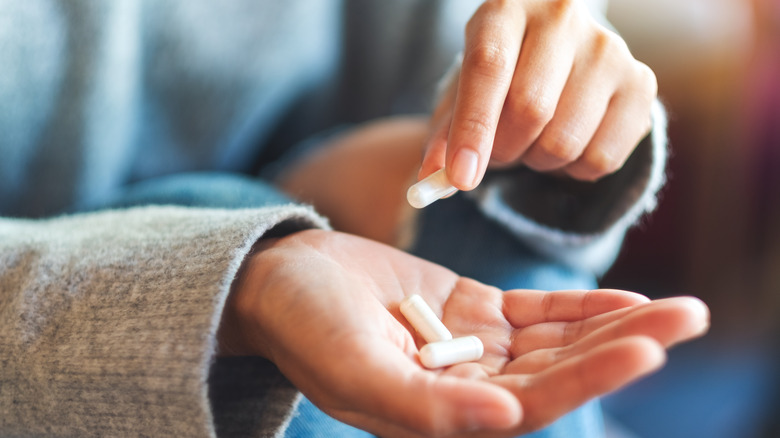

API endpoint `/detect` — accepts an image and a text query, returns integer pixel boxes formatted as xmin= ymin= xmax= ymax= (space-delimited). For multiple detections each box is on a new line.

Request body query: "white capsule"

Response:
xmin=419 ymin=336 xmax=484 ymax=369
xmin=407 ymin=168 xmax=458 ymax=209
xmin=399 ymin=294 xmax=452 ymax=343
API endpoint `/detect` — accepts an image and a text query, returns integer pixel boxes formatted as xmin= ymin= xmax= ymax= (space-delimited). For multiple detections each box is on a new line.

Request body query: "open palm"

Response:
xmin=223 ymin=229 xmax=709 ymax=438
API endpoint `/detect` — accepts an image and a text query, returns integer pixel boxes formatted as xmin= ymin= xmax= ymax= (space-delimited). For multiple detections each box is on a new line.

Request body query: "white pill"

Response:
xmin=407 ymin=168 xmax=458 ymax=209
xmin=399 ymin=294 xmax=452 ymax=343
xmin=419 ymin=336 xmax=484 ymax=369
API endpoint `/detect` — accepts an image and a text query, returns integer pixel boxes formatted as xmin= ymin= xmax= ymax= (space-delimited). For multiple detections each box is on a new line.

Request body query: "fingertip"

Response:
xmin=447 ymin=147 xmax=483 ymax=190
xmin=674 ymin=296 xmax=711 ymax=337
xmin=642 ymin=296 xmax=710 ymax=344
xmin=676 ymin=296 xmax=710 ymax=318
xmin=597 ymin=288 xmax=651 ymax=304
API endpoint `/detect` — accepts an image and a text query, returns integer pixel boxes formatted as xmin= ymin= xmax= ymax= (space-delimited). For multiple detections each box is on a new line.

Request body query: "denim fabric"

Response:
xmin=286 ymin=398 xmax=372 ymax=438
xmin=409 ymin=192 xmax=598 ymax=292
xmin=93 ymin=175 xmax=604 ymax=438
xmin=74 ymin=172 xmax=294 ymax=212
xmin=286 ymin=397 xmax=604 ymax=438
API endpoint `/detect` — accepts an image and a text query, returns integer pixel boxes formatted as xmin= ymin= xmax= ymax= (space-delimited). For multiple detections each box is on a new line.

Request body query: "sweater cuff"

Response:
xmin=0 ymin=205 xmax=328 ymax=437
xmin=468 ymin=100 xmax=668 ymax=275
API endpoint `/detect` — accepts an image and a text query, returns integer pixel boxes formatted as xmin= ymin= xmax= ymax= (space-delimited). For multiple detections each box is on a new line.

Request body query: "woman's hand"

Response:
xmin=420 ymin=0 xmax=658 ymax=189
xmin=219 ymin=230 xmax=708 ymax=437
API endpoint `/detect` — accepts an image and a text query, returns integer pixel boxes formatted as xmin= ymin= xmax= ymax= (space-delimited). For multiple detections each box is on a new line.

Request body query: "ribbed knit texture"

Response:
xmin=0 ymin=205 xmax=328 ymax=437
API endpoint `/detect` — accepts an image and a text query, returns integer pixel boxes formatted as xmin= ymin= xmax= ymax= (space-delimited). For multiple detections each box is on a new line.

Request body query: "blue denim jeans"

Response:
xmin=87 ymin=173 xmax=604 ymax=438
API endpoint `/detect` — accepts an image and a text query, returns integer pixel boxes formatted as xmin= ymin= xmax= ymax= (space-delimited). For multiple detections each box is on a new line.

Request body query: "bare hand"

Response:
xmin=420 ymin=0 xmax=658 ymax=189
xmin=219 ymin=230 xmax=708 ymax=437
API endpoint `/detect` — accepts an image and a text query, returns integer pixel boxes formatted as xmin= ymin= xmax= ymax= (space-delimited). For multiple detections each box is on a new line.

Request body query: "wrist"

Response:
xmin=216 ymin=237 xmax=279 ymax=358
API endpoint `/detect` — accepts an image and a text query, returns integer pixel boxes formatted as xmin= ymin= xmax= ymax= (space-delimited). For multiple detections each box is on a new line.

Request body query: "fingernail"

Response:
xmin=450 ymin=148 xmax=479 ymax=189
xmin=683 ymin=297 xmax=711 ymax=335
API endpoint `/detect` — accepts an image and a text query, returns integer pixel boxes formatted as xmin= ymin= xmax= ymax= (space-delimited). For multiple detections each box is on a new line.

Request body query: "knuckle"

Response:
xmin=591 ymin=29 xmax=629 ymax=64
xmin=464 ymin=43 xmax=513 ymax=80
xmin=634 ymin=61 xmax=659 ymax=99
xmin=514 ymin=96 xmax=555 ymax=131
xmin=581 ymin=148 xmax=623 ymax=178
xmin=549 ymin=0 xmax=577 ymax=22
xmin=538 ymin=133 xmax=583 ymax=164
xmin=506 ymin=91 xmax=555 ymax=133
xmin=590 ymin=30 xmax=611 ymax=57
xmin=474 ymin=0 xmax=513 ymax=17
xmin=459 ymin=111 xmax=495 ymax=138
xmin=489 ymin=146 xmax=517 ymax=165
xmin=523 ymin=100 xmax=556 ymax=132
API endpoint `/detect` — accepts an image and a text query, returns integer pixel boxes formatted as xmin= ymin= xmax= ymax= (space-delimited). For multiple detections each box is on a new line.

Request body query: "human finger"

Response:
xmin=520 ymin=29 xmax=627 ymax=172
xmin=418 ymin=59 xmax=460 ymax=180
xmin=506 ymin=296 xmax=709 ymax=359
xmin=563 ymin=63 xmax=658 ymax=181
xmin=445 ymin=0 xmax=525 ymax=190
xmin=419 ymin=112 xmax=452 ymax=180
xmin=490 ymin=5 xmax=577 ymax=164
xmin=502 ymin=288 xmax=649 ymax=328
xmin=496 ymin=335 xmax=665 ymax=433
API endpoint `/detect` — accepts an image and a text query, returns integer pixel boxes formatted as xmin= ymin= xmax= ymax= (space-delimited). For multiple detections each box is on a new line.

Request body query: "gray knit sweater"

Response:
xmin=0 ymin=1 xmax=665 ymax=436
xmin=1 ymin=206 xmax=329 ymax=437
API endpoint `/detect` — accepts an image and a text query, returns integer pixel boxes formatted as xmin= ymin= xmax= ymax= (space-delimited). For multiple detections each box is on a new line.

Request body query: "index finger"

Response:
xmin=502 ymin=289 xmax=650 ymax=328
xmin=446 ymin=1 xmax=525 ymax=190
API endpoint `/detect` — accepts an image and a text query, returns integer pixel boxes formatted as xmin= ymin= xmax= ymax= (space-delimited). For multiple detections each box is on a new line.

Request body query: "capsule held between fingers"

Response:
xmin=407 ymin=168 xmax=458 ymax=209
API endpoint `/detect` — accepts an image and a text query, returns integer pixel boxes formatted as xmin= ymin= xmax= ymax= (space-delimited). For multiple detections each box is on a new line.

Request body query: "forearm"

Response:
xmin=277 ymin=116 xmax=429 ymax=246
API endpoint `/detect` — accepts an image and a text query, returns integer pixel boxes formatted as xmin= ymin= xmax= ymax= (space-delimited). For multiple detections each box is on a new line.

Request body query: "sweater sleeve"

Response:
xmin=0 ymin=204 xmax=329 ymax=437
xmin=469 ymin=100 xmax=668 ymax=275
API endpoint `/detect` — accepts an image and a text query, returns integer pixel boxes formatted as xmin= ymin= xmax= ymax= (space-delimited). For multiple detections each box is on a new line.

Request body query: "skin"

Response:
xmin=277 ymin=116 xmax=428 ymax=246
xmin=218 ymin=230 xmax=709 ymax=438
xmin=217 ymin=1 xmax=696 ymax=436
xmin=420 ymin=0 xmax=658 ymax=188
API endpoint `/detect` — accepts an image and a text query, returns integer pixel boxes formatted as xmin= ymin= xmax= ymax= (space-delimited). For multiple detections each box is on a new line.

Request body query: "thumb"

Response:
xmin=341 ymin=343 xmax=522 ymax=436
xmin=418 ymin=114 xmax=451 ymax=180
xmin=422 ymin=374 xmax=524 ymax=433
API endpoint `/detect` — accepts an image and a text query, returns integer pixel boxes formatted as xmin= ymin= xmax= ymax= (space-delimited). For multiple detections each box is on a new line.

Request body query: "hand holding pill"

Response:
xmin=406 ymin=169 xmax=458 ymax=209
xmin=220 ymin=229 xmax=709 ymax=437
xmin=416 ymin=0 xmax=658 ymax=195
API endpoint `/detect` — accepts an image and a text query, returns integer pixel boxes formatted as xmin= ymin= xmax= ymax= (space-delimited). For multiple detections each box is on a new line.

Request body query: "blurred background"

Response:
xmin=597 ymin=0 xmax=780 ymax=437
